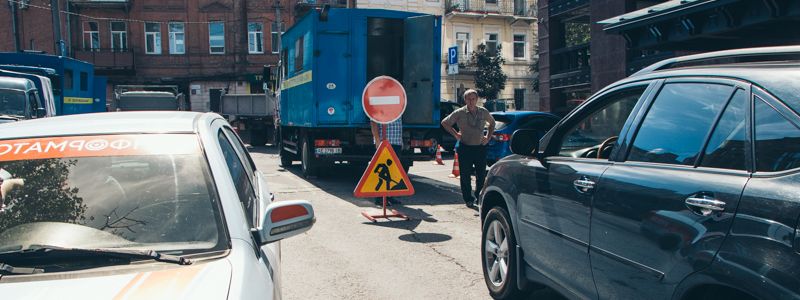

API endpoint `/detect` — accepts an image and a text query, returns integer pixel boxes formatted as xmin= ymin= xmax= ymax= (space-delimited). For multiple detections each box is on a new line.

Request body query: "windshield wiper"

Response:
xmin=0 ymin=246 xmax=193 ymax=266
xmin=0 ymin=262 xmax=44 ymax=275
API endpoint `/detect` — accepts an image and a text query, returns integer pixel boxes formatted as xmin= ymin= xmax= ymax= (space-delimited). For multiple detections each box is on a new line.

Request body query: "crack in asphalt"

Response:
xmin=405 ymin=227 xmax=481 ymax=278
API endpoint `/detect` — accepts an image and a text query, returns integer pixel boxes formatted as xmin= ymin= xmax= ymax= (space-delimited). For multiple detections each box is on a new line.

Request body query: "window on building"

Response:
xmin=485 ymin=33 xmax=499 ymax=56
xmin=169 ymin=22 xmax=185 ymax=54
xmin=486 ymin=0 xmax=497 ymax=4
xmin=79 ymin=72 xmax=88 ymax=91
xmin=271 ymin=22 xmax=284 ymax=54
xmin=110 ymin=21 xmax=127 ymax=52
xmin=209 ymin=22 xmax=225 ymax=54
xmin=145 ymin=22 xmax=161 ymax=55
xmin=565 ymin=22 xmax=590 ymax=47
xmin=248 ymin=22 xmax=264 ymax=54
xmin=83 ymin=21 xmax=99 ymax=51
xmin=513 ymin=34 xmax=526 ymax=59
xmin=456 ymin=32 xmax=470 ymax=59
xmin=514 ymin=89 xmax=525 ymax=110
xmin=628 ymin=83 xmax=733 ymax=166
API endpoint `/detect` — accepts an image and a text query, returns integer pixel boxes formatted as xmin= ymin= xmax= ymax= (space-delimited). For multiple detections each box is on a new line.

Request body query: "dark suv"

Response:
xmin=478 ymin=46 xmax=800 ymax=300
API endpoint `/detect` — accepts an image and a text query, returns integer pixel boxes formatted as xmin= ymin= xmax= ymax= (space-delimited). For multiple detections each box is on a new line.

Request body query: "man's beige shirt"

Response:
xmin=442 ymin=106 xmax=495 ymax=146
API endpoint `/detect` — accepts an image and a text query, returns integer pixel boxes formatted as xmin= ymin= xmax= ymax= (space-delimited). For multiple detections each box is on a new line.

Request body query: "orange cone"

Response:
xmin=433 ymin=145 xmax=445 ymax=165
xmin=449 ymin=153 xmax=460 ymax=178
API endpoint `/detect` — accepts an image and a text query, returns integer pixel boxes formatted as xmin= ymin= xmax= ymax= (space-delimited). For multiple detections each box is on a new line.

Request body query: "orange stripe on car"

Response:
xmin=112 ymin=264 xmax=207 ymax=300
xmin=0 ymin=134 xmax=200 ymax=162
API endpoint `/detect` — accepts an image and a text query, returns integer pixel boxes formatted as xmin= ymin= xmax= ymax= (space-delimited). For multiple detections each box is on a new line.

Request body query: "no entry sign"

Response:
xmin=362 ymin=76 xmax=407 ymax=124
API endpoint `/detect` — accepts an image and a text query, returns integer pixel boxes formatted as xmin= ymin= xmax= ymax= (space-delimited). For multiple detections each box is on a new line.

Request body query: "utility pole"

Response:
xmin=274 ymin=0 xmax=282 ymax=57
xmin=50 ymin=0 xmax=64 ymax=56
xmin=9 ymin=0 xmax=21 ymax=52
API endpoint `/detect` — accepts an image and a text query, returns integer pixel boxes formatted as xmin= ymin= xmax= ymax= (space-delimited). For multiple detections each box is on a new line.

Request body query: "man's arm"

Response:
xmin=481 ymin=110 xmax=497 ymax=145
xmin=441 ymin=112 xmax=461 ymax=141
xmin=370 ymin=121 xmax=380 ymax=146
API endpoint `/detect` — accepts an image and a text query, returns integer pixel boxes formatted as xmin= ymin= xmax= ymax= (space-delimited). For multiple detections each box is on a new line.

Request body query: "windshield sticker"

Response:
xmin=0 ymin=134 xmax=200 ymax=162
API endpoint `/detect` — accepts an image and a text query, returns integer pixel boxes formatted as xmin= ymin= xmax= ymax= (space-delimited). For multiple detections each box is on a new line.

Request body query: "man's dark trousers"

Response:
xmin=457 ymin=144 xmax=487 ymax=204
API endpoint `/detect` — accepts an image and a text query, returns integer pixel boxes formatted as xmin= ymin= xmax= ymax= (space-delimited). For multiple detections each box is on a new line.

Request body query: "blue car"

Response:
xmin=486 ymin=111 xmax=559 ymax=165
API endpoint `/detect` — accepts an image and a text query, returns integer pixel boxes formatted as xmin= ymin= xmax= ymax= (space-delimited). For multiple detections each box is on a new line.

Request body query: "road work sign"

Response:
xmin=361 ymin=76 xmax=407 ymax=124
xmin=354 ymin=141 xmax=415 ymax=197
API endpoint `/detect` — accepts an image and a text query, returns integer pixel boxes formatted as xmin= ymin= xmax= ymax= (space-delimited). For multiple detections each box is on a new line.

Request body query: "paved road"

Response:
xmin=248 ymin=146 xmax=566 ymax=300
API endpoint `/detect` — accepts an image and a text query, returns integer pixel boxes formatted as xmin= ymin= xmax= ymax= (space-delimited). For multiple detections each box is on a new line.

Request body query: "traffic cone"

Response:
xmin=449 ymin=153 xmax=461 ymax=178
xmin=433 ymin=145 xmax=445 ymax=165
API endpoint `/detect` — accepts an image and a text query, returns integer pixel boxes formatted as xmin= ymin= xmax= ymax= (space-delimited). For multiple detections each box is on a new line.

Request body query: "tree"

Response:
xmin=471 ymin=43 xmax=507 ymax=101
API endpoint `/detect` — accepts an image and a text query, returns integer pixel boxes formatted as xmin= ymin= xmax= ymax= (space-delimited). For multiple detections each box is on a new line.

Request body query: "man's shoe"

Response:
xmin=465 ymin=202 xmax=476 ymax=209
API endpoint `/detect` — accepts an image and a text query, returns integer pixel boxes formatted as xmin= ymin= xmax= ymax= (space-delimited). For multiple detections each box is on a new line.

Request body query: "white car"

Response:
xmin=0 ymin=112 xmax=314 ymax=299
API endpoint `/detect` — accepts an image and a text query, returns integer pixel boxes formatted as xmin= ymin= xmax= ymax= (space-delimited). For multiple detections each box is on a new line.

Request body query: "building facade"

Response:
xmin=538 ymin=0 xmax=800 ymax=116
xmin=1 ymin=0 xmax=295 ymax=112
xmin=357 ymin=0 xmax=538 ymax=110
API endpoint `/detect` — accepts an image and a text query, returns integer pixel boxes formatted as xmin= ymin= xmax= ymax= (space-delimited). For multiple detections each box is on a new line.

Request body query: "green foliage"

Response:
xmin=565 ymin=23 xmax=591 ymax=47
xmin=471 ymin=43 xmax=508 ymax=100
xmin=0 ymin=159 xmax=86 ymax=233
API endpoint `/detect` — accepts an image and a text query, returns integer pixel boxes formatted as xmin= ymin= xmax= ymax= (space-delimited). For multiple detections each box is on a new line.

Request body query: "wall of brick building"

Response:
xmin=1 ymin=0 xmax=70 ymax=54
xmin=589 ymin=0 xmax=628 ymax=93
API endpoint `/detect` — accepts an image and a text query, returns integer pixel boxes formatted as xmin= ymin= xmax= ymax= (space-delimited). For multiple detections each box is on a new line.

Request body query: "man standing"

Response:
xmin=441 ymin=89 xmax=496 ymax=209
xmin=371 ymin=118 xmax=403 ymax=206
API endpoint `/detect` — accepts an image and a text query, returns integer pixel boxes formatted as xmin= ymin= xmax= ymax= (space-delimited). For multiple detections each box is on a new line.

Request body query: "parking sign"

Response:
xmin=448 ymin=46 xmax=458 ymax=65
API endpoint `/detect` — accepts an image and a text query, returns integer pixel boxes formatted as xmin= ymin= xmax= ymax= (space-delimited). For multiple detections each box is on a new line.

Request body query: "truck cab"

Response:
xmin=0 ymin=76 xmax=45 ymax=123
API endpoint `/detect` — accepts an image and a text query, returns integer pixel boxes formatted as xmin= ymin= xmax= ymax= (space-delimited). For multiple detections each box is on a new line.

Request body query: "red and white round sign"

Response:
xmin=361 ymin=76 xmax=407 ymax=124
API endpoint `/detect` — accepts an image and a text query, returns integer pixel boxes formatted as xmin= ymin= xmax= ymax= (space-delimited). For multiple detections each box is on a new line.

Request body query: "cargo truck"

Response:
xmin=276 ymin=8 xmax=442 ymax=177
xmin=221 ymin=93 xmax=277 ymax=147
xmin=113 ymin=85 xmax=187 ymax=111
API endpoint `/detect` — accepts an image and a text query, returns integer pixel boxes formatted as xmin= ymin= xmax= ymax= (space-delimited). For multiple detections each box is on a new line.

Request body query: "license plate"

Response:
xmin=315 ymin=147 xmax=342 ymax=155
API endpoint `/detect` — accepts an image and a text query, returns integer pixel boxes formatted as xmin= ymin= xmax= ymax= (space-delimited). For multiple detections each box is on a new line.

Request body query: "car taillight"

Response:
xmin=314 ymin=139 xmax=341 ymax=147
xmin=494 ymin=133 xmax=511 ymax=142
xmin=410 ymin=139 xmax=434 ymax=147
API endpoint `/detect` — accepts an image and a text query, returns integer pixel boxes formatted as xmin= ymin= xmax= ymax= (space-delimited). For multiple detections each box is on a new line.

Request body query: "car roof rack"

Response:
xmin=633 ymin=46 xmax=800 ymax=76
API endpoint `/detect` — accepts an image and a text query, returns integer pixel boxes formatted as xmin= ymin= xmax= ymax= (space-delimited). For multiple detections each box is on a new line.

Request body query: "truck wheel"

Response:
xmin=301 ymin=139 xmax=318 ymax=178
xmin=250 ymin=130 xmax=268 ymax=147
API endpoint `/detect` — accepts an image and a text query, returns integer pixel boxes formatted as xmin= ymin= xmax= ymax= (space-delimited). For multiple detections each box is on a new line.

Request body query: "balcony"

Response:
xmin=550 ymin=44 xmax=590 ymax=89
xmin=446 ymin=0 xmax=536 ymax=18
xmin=295 ymin=0 xmax=349 ymax=18
xmin=69 ymin=0 xmax=129 ymax=9
xmin=73 ymin=48 xmax=134 ymax=73
xmin=548 ymin=0 xmax=589 ymax=18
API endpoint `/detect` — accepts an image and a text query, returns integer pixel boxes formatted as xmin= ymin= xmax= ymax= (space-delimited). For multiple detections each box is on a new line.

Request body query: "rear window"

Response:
xmin=0 ymin=134 xmax=226 ymax=255
xmin=493 ymin=114 xmax=514 ymax=130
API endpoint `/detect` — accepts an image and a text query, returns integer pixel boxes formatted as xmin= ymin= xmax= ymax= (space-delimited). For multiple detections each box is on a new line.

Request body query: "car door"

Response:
xmin=215 ymin=121 xmax=279 ymax=293
xmin=590 ymin=79 xmax=751 ymax=299
xmin=515 ymin=82 xmax=654 ymax=298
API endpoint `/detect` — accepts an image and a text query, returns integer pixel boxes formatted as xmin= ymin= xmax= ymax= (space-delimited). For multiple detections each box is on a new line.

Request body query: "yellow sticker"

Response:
xmin=64 ymin=97 xmax=93 ymax=104
xmin=282 ymin=71 xmax=312 ymax=90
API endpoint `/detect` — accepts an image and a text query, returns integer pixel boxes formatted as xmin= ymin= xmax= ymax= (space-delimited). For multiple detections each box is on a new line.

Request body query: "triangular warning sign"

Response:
xmin=354 ymin=141 xmax=415 ymax=198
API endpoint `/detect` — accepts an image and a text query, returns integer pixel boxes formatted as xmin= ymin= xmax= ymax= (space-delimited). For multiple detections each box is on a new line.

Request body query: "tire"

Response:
xmin=482 ymin=206 xmax=525 ymax=299
xmin=250 ymin=130 xmax=267 ymax=147
xmin=301 ymin=139 xmax=318 ymax=178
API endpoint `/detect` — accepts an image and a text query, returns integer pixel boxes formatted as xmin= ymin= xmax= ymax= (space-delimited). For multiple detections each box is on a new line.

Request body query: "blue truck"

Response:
xmin=0 ymin=52 xmax=107 ymax=115
xmin=276 ymin=8 xmax=442 ymax=177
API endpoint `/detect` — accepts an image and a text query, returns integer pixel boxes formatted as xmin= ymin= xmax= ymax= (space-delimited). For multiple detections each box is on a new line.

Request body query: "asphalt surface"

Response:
xmin=248 ymin=146 xmax=566 ymax=300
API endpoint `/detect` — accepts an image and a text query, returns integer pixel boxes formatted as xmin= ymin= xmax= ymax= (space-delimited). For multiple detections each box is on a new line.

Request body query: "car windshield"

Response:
xmin=0 ymin=134 xmax=226 ymax=255
xmin=0 ymin=89 xmax=26 ymax=116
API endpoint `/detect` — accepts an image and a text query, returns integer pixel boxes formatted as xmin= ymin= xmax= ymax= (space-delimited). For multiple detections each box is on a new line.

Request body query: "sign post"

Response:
xmin=356 ymin=76 xmax=413 ymax=222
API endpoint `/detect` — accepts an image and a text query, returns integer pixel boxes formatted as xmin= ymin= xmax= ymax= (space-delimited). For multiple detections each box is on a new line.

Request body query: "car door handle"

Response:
xmin=685 ymin=196 xmax=726 ymax=216
xmin=573 ymin=177 xmax=595 ymax=193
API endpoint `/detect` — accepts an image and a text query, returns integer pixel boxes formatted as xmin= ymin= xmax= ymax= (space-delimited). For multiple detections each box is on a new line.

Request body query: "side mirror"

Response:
xmin=35 ymin=107 xmax=46 ymax=118
xmin=510 ymin=129 xmax=540 ymax=157
xmin=255 ymin=200 xmax=315 ymax=245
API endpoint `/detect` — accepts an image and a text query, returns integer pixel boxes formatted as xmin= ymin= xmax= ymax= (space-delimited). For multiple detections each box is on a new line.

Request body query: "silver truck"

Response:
xmin=113 ymin=85 xmax=187 ymax=111
xmin=221 ymin=93 xmax=277 ymax=147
